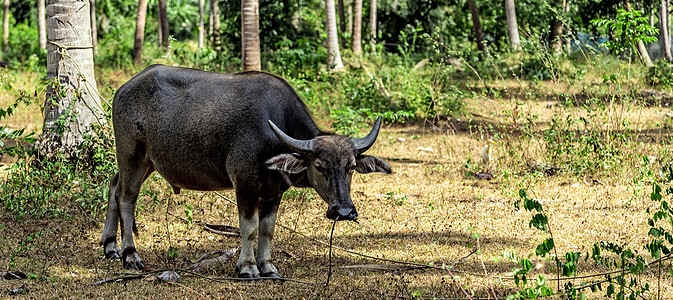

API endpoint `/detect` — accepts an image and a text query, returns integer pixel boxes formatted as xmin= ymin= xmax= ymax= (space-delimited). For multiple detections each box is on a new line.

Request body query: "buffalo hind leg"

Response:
xmin=117 ymin=156 xmax=154 ymax=270
xmin=100 ymin=173 xmax=121 ymax=259
xmin=257 ymin=196 xmax=281 ymax=278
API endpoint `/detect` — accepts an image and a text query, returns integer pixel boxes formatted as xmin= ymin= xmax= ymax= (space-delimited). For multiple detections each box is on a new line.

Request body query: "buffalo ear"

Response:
xmin=265 ymin=153 xmax=307 ymax=174
xmin=355 ymin=155 xmax=392 ymax=174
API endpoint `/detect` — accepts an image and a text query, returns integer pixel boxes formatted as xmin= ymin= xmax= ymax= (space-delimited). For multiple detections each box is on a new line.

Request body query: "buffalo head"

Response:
xmin=266 ymin=116 xmax=391 ymax=221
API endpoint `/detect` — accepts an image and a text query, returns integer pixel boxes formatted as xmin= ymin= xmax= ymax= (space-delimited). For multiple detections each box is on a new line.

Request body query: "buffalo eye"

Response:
xmin=314 ymin=161 xmax=328 ymax=173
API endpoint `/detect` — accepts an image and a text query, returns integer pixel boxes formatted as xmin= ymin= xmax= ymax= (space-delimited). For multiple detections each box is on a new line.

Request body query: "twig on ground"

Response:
xmin=92 ymin=274 xmax=144 ymax=286
xmin=204 ymin=225 xmax=240 ymax=237
xmin=323 ymin=217 xmax=338 ymax=288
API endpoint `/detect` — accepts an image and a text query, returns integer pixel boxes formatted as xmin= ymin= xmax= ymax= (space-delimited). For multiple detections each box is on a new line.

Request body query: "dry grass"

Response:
xmin=2 ymin=69 xmax=673 ymax=299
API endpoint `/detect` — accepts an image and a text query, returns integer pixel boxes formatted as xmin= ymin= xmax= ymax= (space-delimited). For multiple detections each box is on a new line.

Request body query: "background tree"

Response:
xmin=661 ymin=0 xmax=672 ymax=61
xmin=132 ymin=0 xmax=148 ymax=64
xmin=467 ymin=0 xmax=484 ymax=51
xmin=352 ymin=0 xmax=361 ymax=54
xmin=209 ymin=0 xmax=220 ymax=47
xmin=198 ymin=0 xmax=204 ymax=49
xmin=624 ymin=0 xmax=653 ymax=66
xmin=90 ymin=0 xmax=97 ymax=54
xmin=369 ymin=0 xmax=376 ymax=51
xmin=549 ymin=0 xmax=564 ymax=55
xmin=42 ymin=0 xmax=103 ymax=156
xmin=3 ymin=0 xmax=8 ymax=52
xmin=38 ymin=0 xmax=46 ymax=50
xmin=326 ymin=0 xmax=343 ymax=70
xmin=242 ymin=0 xmax=260 ymax=70
xmin=505 ymin=0 xmax=521 ymax=51
xmin=338 ymin=0 xmax=346 ymax=48
xmin=158 ymin=0 xmax=168 ymax=48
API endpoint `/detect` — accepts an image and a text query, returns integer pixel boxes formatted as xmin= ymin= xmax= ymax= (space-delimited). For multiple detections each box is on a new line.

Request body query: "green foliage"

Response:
xmin=590 ymin=9 xmax=658 ymax=56
xmin=0 ymin=125 xmax=116 ymax=219
xmin=266 ymin=38 xmax=327 ymax=79
xmin=513 ymin=176 xmax=673 ymax=299
xmin=0 ymin=75 xmax=115 ymax=220
xmin=646 ymin=60 xmax=673 ymax=88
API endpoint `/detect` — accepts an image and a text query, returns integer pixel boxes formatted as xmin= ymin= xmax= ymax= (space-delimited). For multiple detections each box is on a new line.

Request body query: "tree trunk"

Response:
xmin=198 ymin=0 xmax=204 ymax=49
xmin=347 ymin=3 xmax=352 ymax=38
xmin=369 ymin=0 xmax=376 ymax=51
xmin=663 ymin=0 xmax=672 ymax=61
xmin=3 ymin=0 xmax=9 ymax=52
xmin=157 ymin=3 xmax=162 ymax=47
xmin=241 ymin=0 xmax=260 ymax=71
xmin=42 ymin=0 xmax=103 ymax=157
xmin=549 ymin=1 xmax=564 ymax=55
xmin=624 ymin=0 xmax=653 ymax=66
xmin=326 ymin=0 xmax=343 ymax=70
xmin=90 ymin=0 xmax=97 ymax=54
xmin=337 ymin=0 xmax=346 ymax=48
xmin=467 ymin=0 xmax=484 ymax=51
xmin=212 ymin=0 xmax=220 ymax=48
xmin=132 ymin=0 xmax=148 ymax=64
xmin=352 ymin=0 xmax=362 ymax=54
xmin=38 ymin=0 xmax=46 ymax=50
xmin=505 ymin=0 xmax=520 ymax=51
xmin=158 ymin=0 xmax=168 ymax=48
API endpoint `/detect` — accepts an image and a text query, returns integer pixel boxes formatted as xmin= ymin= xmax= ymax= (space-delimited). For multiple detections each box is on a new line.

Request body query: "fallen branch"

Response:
xmin=92 ymin=274 xmax=144 ymax=286
xmin=204 ymin=225 xmax=240 ymax=237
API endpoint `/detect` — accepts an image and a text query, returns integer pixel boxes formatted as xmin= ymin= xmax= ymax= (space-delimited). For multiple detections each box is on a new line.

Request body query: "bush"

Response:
xmin=646 ymin=60 xmax=673 ymax=88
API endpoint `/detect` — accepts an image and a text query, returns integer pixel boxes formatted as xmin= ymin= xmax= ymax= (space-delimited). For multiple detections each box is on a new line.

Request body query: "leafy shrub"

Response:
xmin=0 ymin=124 xmax=115 ymax=219
xmin=265 ymin=38 xmax=327 ymax=79
xmin=646 ymin=60 xmax=673 ymax=88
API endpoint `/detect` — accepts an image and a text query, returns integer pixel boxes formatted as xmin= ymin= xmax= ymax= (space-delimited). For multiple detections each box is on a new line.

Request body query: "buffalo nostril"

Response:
xmin=348 ymin=213 xmax=358 ymax=221
xmin=337 ymin=208 xmax=352 ymax=217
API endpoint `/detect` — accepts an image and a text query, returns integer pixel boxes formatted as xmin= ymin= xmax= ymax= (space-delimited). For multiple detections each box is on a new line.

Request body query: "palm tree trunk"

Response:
xmin=157 ymin=3 xmax=162 ymax=47
xmin=347 ymin=3 xmax=352 ymax=38
xmin=326 ymin=0 xmax=344 ymax=70
xmin=369 ymin=0 xmax=376 ymax=51
xmin=158 ymin=0 xmax=168 ymax=48
xmin=198 ymin=0 xmax=204 ymax=49
xmin=42 ymin=0 xmax=103 ymax=157
xmin=467 ymin=0 xmax=484 ymax=51
xmin=662 ymin=0 xmax=672 ymax=61
xmin=90 ymin=0 xmax=97 ymax=54
xmin=3 ymin=0 xmax=9 ymax=52
xmin=132 ymin=0 xmax=148 ymax=64
xmin=337 ymin=0 xmax=346 ymax=48
xmin=241 ymin=0 xmax=260 ymax=71
xmin=505 ymin=0 xmax=521 ymax=51
xmin=38 ymin=0 xmax=46 ymax=50
xmin=210 ymin=0 xmax=220 ymax=49
xmin=352 ymin=0 xmax=362 ymax=54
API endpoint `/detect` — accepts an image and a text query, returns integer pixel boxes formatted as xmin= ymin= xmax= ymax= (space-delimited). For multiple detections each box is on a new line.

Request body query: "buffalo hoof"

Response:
xmin=122 ymin=249 xmax=145 ymax=270
xmin=123 ymin=259 xmax=145 ymax=271
xmin=261 ymin=272 xmax=282 ymax=279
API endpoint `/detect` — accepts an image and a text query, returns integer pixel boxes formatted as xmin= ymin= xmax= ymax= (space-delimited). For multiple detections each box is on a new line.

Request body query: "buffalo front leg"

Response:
xmin=236 ymin=208 xmax=260 ymax=278
xmin=257 ymin=197 xmax=281 ymax=278
xmin=100 ymin=173 xmax=121 ymax=259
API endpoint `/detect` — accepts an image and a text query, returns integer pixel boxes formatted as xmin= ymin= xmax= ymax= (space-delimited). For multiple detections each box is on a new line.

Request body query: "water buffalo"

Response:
xmin=100 ymin=65 xmax=391 ymax=278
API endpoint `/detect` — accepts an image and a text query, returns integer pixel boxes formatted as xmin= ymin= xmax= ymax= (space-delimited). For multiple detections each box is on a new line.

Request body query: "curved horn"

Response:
xmin=268 ymin=120 xmax=314 ymax=154
xmin=352 ymin=116 xmax=382 ymax=154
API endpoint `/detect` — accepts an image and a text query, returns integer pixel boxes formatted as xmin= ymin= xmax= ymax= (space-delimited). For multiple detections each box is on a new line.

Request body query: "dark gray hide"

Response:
xmin=100 ymin=65 xmax=391 ymax=278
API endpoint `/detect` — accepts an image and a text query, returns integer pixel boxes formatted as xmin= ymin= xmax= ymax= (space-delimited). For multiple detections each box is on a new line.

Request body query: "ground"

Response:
xmin=1 ymin=69 xmax=673 ymax=299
